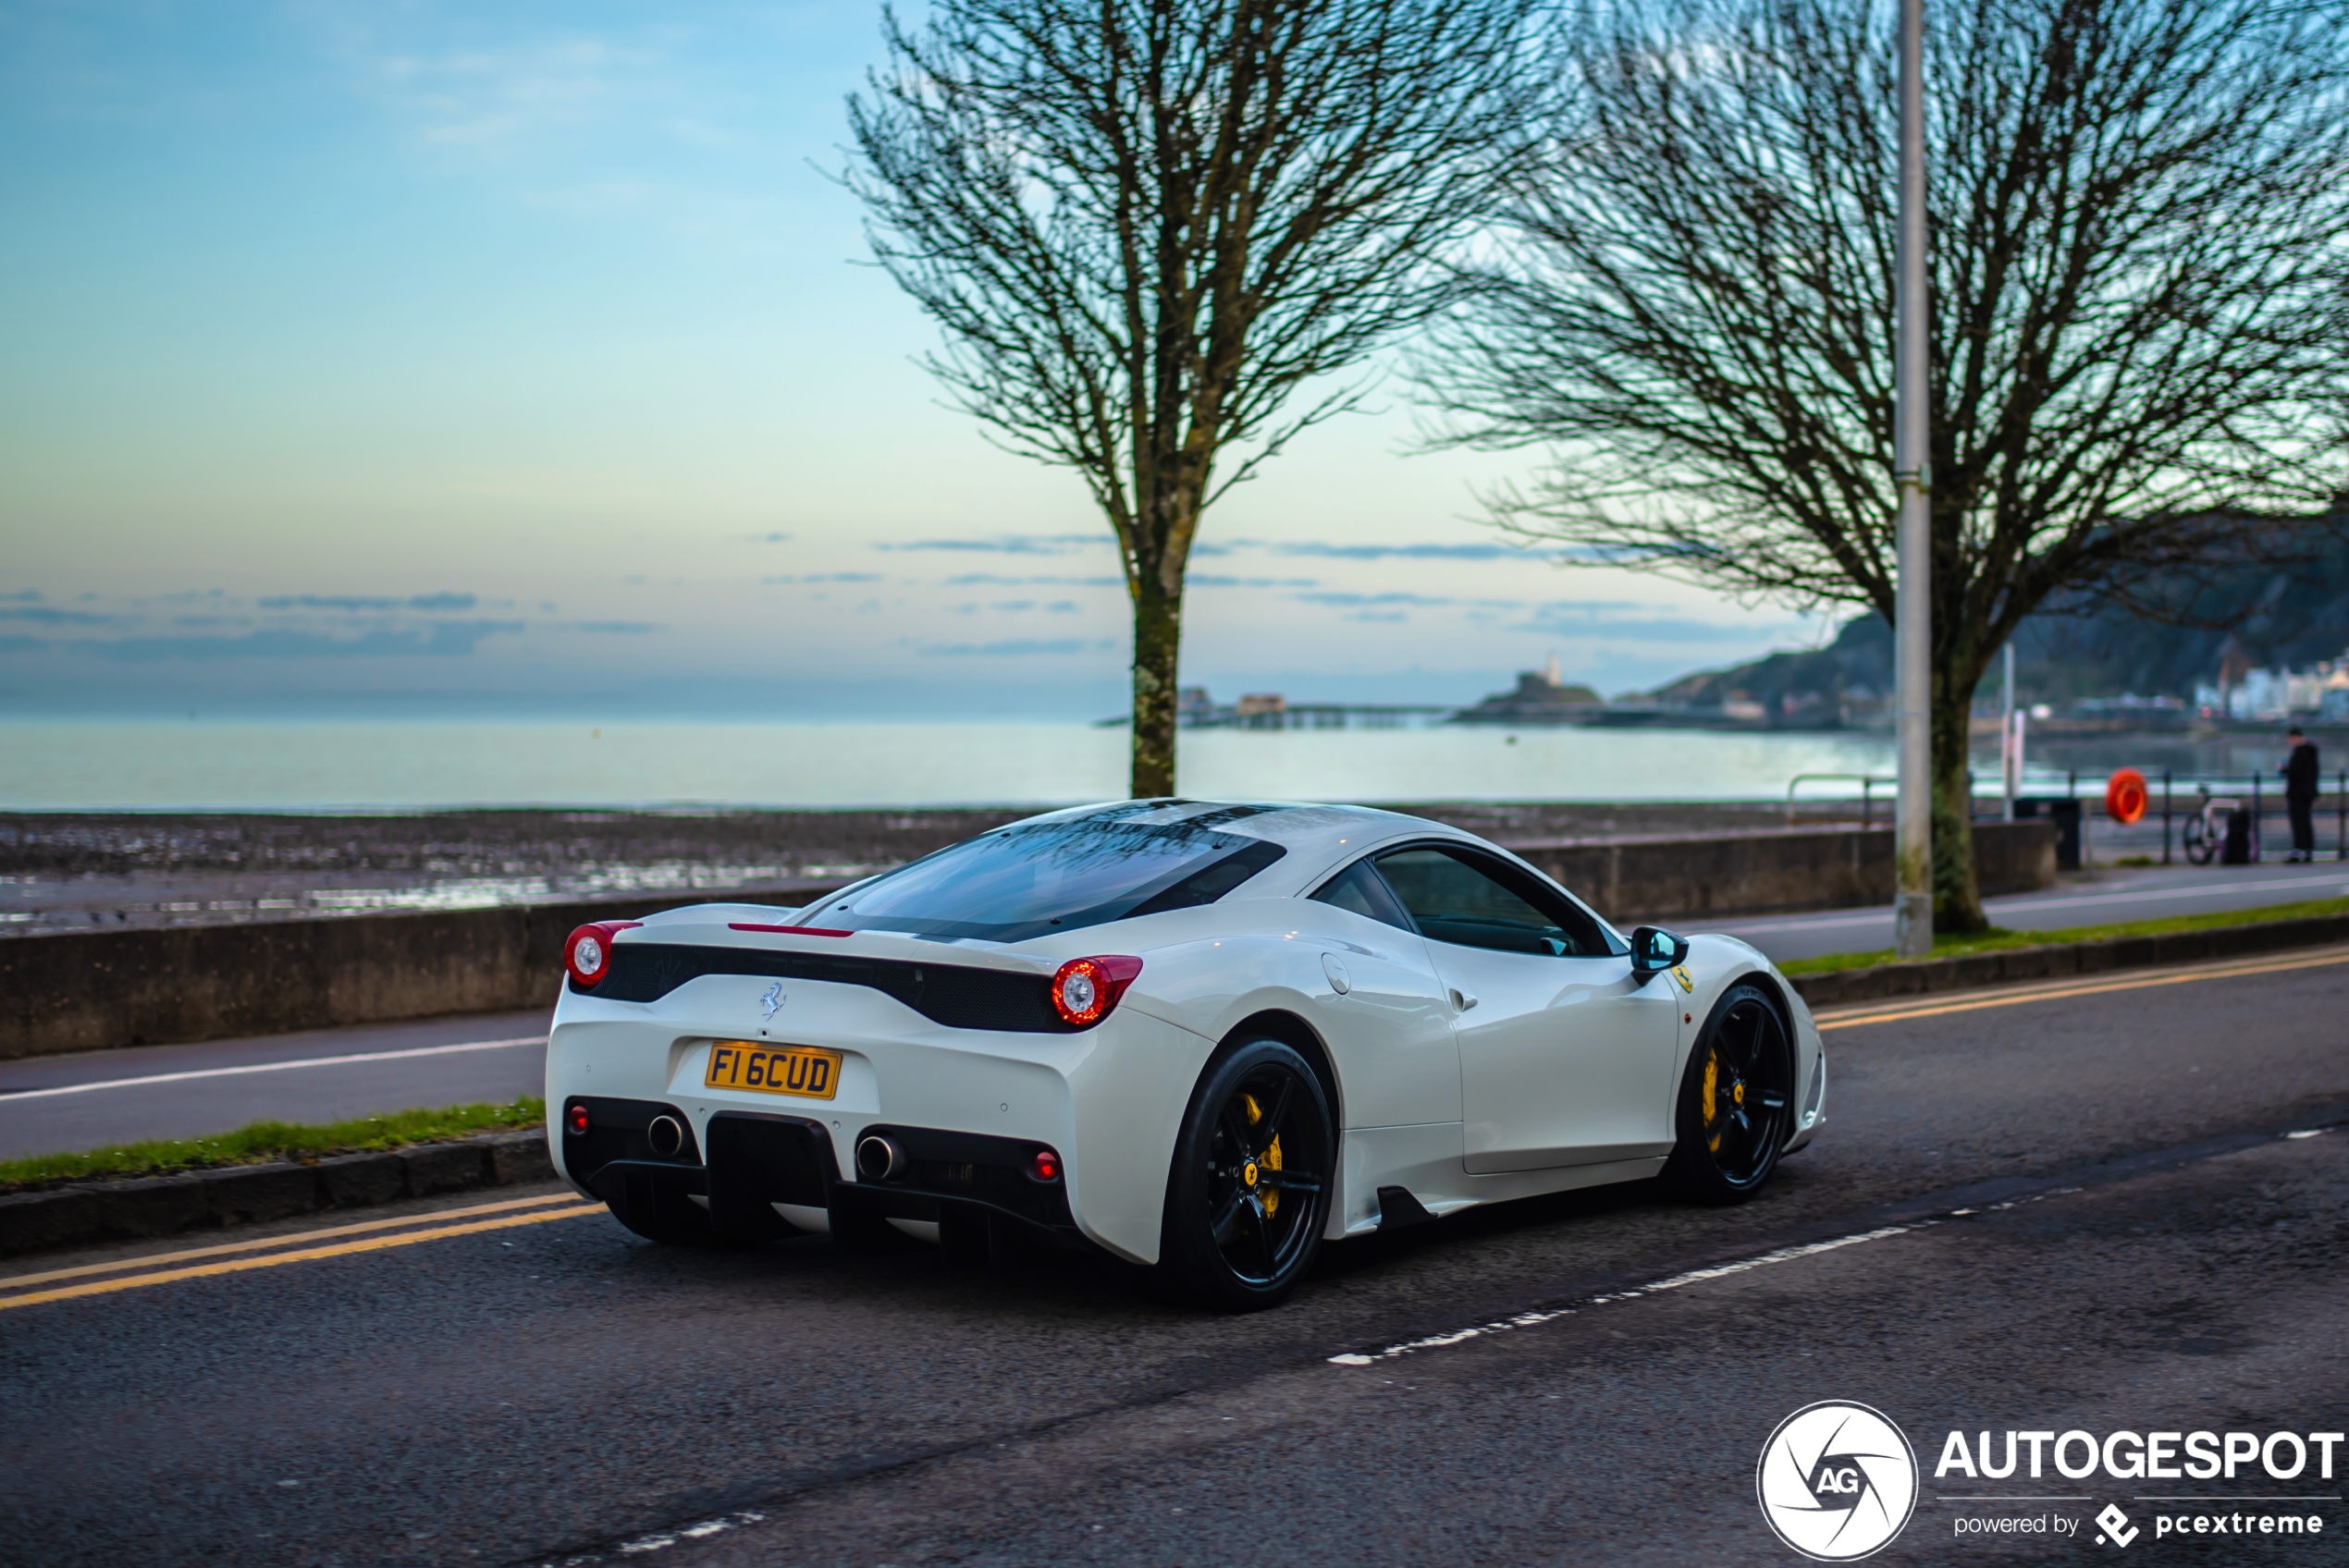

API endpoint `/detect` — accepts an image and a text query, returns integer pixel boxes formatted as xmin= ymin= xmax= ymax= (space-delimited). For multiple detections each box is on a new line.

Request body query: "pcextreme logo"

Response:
xmin=1757 ymin=1402 xmax=1922 ymax=1561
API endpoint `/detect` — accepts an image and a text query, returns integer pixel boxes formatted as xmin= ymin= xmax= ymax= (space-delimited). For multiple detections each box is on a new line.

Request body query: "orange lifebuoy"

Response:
xmin=2106 ymin=767 xmax=2148 ymax=826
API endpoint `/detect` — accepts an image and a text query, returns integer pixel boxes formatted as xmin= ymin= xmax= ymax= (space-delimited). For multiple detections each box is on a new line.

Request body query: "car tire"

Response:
xmin=1663 ymin=982 xmax=1795 ymax=1204
xmin=1157 ymin=1038 xmax=1334 ymax=1311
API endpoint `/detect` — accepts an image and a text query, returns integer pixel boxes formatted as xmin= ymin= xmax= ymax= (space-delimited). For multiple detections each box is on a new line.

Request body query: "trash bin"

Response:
xmin=2016 ymin=796 xmax=2083 ymax=870
xmin=2220 ymin=804 xmax=2257 ymax=864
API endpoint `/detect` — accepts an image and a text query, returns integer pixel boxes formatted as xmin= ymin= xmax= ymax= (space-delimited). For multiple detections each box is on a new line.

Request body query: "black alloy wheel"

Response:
xmin=1664 ymin=983 xmax=1794 ymax=1202
xmin=1160 ymin=1038 xmax=1334 ymax=1310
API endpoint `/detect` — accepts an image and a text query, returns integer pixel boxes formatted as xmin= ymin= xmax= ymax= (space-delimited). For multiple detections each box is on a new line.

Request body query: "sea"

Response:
xmin=0 ymin=718 xmax=2292 ymax=813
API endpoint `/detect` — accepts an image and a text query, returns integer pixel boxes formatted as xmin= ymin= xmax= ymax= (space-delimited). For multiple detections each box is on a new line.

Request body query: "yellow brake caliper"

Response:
xmin=1241 ymin=1093 xmax=1282 ymax=1219
xmin=1703 ymin=1048 xmax=1722 ymax=1153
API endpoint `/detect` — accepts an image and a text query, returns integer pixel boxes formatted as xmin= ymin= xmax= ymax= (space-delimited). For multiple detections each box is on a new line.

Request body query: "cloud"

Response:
xmin=941 ymin=573 xmax=1122 ymax=587
xmin=1509 ymin=605 xmax=1801 ymax=643
xmin=0 ymin=636 xmax=41 ymax=655
xmin=74 ymin=621 xmax=524 ymax=661
xmin=918 ymin=638 xmax=1116 ymax=657
xmin=328 ymin=25 xmax=651 ymax=155
xmin=1 ymin=591 xmax=41 ymax=603
xmin=1261 ymin=541 xmax=1536 ymax=561
xmin=755 ymin=532 xmax=793 ymax=543
xmin=761 ymin=572 xmax=885 ymax=584
xmin=255 ymin=593 xmax=480 ymax=612
xmin=877 ymin=534 xmax=1104 ymax=556
xmin=0 ymin=605 xmax=114 ymax=625
xmin=1188 ymin=575 xmax=1322 ymax=589
xmin=1294 ymin=591 xmax=1465 ymax=609
xmin=568 ymin=621 xmax=661 ymax=634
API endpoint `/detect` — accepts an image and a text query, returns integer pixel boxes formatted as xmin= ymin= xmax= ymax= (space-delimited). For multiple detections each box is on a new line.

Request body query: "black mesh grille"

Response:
xmin=576 ymin=942 xmax=1075 ymax=1032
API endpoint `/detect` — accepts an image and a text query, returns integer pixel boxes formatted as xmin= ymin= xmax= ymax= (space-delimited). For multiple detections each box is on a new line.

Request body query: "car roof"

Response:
xmin=999 ymin=798 xmax=1458 ymax=857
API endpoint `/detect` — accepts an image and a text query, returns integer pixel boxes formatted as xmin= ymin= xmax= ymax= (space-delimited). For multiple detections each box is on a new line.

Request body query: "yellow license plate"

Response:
xmin=704 ymin=1041 xmax=842 ymax=1100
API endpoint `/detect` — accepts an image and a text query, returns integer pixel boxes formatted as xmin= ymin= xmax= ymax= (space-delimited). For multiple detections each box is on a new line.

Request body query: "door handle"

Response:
xmin=1450 ymin=987 xmax=1478 ymax=1012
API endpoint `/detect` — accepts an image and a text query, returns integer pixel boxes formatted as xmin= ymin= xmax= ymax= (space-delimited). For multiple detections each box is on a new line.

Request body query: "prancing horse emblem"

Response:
xmin=759 ymin=982 xmax=784 ymax=1020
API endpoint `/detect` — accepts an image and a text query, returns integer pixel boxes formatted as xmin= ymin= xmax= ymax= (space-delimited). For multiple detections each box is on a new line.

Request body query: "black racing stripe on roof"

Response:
xmin=574 ymin=943 xmax=1078 ymax=1033
xmin=1064 ymin=800 xmax=1289 ymax=829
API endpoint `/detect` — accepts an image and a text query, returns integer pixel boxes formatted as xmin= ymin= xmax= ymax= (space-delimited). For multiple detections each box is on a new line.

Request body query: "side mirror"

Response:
xmin=1629 ymin=925 xmax=1690 ymax=980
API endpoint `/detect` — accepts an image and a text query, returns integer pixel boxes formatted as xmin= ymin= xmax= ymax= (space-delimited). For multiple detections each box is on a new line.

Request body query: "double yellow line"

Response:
xmin=0 ymin=1192 xmax=606 ymax=1312
xmin=1814 ymin=944 xmax=2349 ymax=1031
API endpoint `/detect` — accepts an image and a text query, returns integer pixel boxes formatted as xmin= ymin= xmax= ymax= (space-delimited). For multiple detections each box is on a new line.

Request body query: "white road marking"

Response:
xmin=1330 ymin=1119 xmax=2335 ymax=1367
xmin=525 ymin=1509 xmax=769 ymax=1565
xmin=1328 ymin=1221 xmax=1937 ymax=1366
xmin=1324 ymin=1181 xmax=2180 ymax=1368
xmin=0 ymin=1035 xmax=547 ymax=1101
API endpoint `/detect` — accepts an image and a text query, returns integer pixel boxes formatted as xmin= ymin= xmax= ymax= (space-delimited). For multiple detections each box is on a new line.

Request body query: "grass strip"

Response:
xmin=0 ymin=1096 xmax=545 ymax=1195
xmin=1779 ymin=895 xmax=2349 ymax=977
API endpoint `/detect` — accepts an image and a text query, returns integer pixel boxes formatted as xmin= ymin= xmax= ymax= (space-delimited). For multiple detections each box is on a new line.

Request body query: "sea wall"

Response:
xmin=1508 ymin=819 xmax=2057 ymax=925
xmin=0 ymin=821 xmax=2057 ymax=1060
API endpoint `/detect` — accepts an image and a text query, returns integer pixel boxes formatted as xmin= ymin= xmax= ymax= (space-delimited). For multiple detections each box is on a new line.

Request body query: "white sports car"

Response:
xmin=547 ymin=799 xmax=1826 ymax=1308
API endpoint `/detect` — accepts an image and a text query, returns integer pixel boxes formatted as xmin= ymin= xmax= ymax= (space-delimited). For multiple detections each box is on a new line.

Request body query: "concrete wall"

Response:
xmin=0 ymin=894 xmax=692 ymax=1061
xmin=1510 ymin=819 xmax=2057 ymax=925
xmin=0 ymin=821 xmax=2057 ymax=1060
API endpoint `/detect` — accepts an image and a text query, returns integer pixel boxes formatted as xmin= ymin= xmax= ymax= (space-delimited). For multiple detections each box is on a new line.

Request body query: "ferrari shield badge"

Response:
xmin=1670 ymin=964 xmax=1694 ymax=993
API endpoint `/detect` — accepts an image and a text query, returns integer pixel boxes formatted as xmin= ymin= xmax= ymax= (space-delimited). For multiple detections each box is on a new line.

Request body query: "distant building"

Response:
xmin=1450 ymin=663 xmax=1604 ymax=725
xmin=1236 ymin=693 xmax=1287 ymax=717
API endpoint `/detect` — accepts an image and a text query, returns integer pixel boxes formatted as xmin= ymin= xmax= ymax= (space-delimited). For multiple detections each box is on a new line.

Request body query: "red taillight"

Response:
xmin=1028 ymin=1146 xmax=1061 ymax=1183
xmin=563 ymin=921 xmax=641 ymax=986
xmin=565 ymin=1103 xmax=591 ymax=1137
xmin=1049 ymin=955 xmax=1143 ymax=1027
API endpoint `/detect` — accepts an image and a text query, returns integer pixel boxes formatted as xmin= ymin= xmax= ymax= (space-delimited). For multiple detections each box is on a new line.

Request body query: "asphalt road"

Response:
xmin=0 ymin=1010 xmax=550 ymax=1160
xmin=3 ymin=947 xmax=2344 ymax=1567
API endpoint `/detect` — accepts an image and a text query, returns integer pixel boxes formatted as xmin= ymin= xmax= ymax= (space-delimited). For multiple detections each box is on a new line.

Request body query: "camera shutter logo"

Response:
xmin=1755 ymin=1402 xmax=1919 ymax=1560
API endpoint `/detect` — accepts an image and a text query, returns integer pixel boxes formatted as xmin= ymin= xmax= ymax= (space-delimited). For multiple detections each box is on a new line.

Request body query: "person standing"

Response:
xmin=2281 ymin=726 xmax=2321 ymax=861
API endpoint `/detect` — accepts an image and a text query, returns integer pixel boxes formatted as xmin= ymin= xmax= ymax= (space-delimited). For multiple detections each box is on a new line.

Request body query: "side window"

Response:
xmin=1372 ymin=846 xmax=1615 ymax=957
xmin=1310 ymin=859 xmax=1416 ymax=932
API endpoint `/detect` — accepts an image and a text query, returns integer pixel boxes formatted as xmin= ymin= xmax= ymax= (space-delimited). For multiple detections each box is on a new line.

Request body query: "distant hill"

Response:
xmin=1636 ymin=508 xmax=2349 ymax=713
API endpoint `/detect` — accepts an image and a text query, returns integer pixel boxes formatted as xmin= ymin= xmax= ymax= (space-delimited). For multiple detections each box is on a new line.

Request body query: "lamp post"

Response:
xmin=2001 ymin=642 xmax=2016 ymax=822
xmin=1892 ymin=0 xmax=1933 ymax=960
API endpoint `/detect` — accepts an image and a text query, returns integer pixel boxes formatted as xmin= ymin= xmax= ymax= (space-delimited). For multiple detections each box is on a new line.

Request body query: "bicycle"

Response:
xmin=2182 ymin=784 xmax=2251 ymax=864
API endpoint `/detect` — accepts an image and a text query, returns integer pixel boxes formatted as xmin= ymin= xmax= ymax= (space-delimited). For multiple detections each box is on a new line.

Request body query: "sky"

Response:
xmin=0 ymin=1 xmax=1831 ymax=722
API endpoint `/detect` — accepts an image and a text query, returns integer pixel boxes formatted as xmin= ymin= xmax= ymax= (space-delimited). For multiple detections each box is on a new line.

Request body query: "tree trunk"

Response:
xmin=1129 ymin=577 xmax=1183 ymax=799
xmin=1929 ymin=672 xmax=1989 ymax=935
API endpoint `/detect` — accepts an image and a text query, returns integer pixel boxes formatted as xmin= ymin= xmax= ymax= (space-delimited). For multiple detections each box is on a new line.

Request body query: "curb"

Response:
xmin=1787 ymin=911 xmax=2349 ymax=1010
xmin=0 ymin=1128 xmax=560 ymax=1261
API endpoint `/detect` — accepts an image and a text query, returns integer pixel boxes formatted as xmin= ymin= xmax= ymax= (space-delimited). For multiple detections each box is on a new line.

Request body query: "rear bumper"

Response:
xmin=546 ymin=972 xmax=1218 ymax=1264
xmin=560 ymin=1096 xmax=1084 ymax=1246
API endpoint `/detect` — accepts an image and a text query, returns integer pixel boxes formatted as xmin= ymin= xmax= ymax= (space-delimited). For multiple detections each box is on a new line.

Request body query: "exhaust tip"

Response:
xmin=856 ymin=1133 xmax=906 ymax=1182
xmin=646 ymin=1114 xmax=685 ymax=1158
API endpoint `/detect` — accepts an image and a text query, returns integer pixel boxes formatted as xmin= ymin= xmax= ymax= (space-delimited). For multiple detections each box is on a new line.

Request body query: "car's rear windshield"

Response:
xmin=793 ymin=817 xmax=1287 ymax=943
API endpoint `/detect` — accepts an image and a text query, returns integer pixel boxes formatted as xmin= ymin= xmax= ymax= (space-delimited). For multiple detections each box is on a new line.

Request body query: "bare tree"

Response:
xmin=1420 ymin=0 xmax=2349 ymax=929
xmin=847 ymin=0 xmax=1536 ymax=796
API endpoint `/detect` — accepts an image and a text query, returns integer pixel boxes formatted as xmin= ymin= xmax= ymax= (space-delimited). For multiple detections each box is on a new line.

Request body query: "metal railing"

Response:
xmin=1786 ymin=774 xmax=1898 ymax=829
